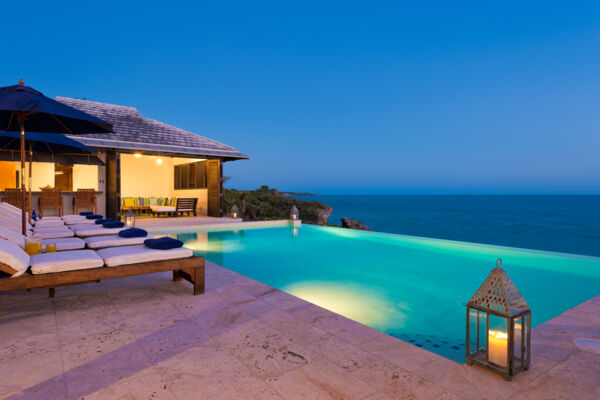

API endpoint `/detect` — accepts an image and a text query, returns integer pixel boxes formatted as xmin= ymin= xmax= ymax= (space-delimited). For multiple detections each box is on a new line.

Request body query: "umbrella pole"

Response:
xmin=28 ymin=142 xmax=33 ymax=225
xmin=19 ymin=115 xmax=26 ymax=235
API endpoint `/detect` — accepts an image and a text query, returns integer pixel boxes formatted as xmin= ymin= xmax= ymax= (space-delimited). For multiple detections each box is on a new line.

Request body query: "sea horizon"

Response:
xmin=293 ymin=194 xmax=600 ymax=258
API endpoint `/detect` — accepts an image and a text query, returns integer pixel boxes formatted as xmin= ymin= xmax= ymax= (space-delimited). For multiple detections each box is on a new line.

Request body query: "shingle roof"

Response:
xmin=56 ymin=97 xmax=248 ymax=160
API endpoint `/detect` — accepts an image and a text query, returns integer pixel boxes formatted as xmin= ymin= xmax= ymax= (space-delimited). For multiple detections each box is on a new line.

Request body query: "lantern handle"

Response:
xmin=496 ymin=258 xmax=502 ymax=268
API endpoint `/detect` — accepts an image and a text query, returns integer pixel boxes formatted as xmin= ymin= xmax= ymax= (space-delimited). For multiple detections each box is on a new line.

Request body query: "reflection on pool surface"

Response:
xmin=165 ymin=224 xmax=600 ymax=362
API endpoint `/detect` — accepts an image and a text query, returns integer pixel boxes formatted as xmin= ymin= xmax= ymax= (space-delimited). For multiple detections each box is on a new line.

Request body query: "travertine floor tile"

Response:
xmin=546 ymin=351 xmax=600 ymax=391
xmin=155 ymin=339 xmax=283 ymax=400
xmin=259 ymin=308 xmax=328 ymax=345
xmin=308 ymin=334 xmax=380 ymax=372
xmin=217 ymin=318 xmax=321 ymax=379
xmin=60 ymin=325 xmax=137 ymax=370
xmin=359 ymin=334 xmax=439 ymax=371
xmin=267 ymin=358 xmax=376 ymax=400
xmin=190 ymin=301 xmax=254 ymax=337
xmin=414 ymin=357 xmax=482 ymax=399
xmin=507 ymin=374 xmax=595 ymax=400
xmin=352 ymin=359 xmax=445 ymax=399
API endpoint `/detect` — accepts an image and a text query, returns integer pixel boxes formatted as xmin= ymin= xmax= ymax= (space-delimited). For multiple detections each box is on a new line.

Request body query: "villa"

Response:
xmin=0 ymin=97 xmax=248 ymax=219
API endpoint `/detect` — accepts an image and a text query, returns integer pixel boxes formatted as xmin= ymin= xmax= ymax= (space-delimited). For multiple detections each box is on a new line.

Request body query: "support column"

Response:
xmin=105 ymin=150 xmax=121 ymax=220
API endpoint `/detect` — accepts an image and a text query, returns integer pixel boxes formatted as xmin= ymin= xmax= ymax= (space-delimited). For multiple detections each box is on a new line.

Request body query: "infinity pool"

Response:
xmin=164 ymin=224 xmax=600 ymax=362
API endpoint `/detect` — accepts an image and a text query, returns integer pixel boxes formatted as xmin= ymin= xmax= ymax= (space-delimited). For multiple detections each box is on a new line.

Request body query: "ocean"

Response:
xmin=293 ymin=195 xmax=600 ymax=258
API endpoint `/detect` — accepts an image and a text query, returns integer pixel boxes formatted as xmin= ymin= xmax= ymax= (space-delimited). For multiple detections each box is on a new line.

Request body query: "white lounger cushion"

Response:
xmin=65 ymin=219 xmax=96 ymax=225
xmin=32 ymin=230 xmax=75 ymax=239
xmin=69 ymin=224 xmax=104 ymax=231
xmin=30 ymin=250 xmax=103 ymax=274
xmin=97 ymin=245 xmax=193 ymax=267
xmin=34 ymin=219 xmax=65 ymax=226
xmin=0 ymin=238 xmax=30 ymax=277
xmin=42 ymin=238 xmax=86 ymax=251
xmin=32 ymin=225 xmax=72 ymax=232
xmin=84 ymin=235 xmax=151 ymax=249
xmin=75 ymin=227 xmax=125 ymax=237
xmin=150 ymin=206 xmax=176 ymax=213
xmin=0 ymin=225 xmax=25 ymax=247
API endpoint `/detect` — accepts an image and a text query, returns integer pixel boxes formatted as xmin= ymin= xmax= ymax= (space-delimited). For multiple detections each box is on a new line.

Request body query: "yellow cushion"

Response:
xmin=123 ymin=198 xmax=136 ymax=207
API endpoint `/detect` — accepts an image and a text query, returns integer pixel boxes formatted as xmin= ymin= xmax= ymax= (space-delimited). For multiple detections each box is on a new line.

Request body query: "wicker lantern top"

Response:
xmin=468 ymin=258 xmax=530 ymax=317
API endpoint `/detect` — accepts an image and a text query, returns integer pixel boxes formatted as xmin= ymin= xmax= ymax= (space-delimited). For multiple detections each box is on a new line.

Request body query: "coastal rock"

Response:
xmin=317 ymin=207 xmax=333 ymax=226
xmin=340 ymin=218 xmax=372 ymax=231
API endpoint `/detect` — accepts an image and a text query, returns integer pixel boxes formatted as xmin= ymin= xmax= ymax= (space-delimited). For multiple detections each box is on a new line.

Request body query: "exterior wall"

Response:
xmin=120 ymin=154 xmax=171 ymax=197
xmin=0 ymin=161 xmax=16 ymax=190
xmin=73 ymin=165 xmax=98 ymax=191
xmin=27 ymin=162 xmax=55 ymax=190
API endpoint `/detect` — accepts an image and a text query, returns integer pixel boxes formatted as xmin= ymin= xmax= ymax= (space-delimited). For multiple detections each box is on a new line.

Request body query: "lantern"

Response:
xmin=125 ymin=208 xmax=135 ymax=229
xmin=290 ymin=205 xmax=299 ymax=220
xmin=231 ymin=205 xmax=239 ymax=219
xmin=466 ymin=258 xmax=531 ymax=380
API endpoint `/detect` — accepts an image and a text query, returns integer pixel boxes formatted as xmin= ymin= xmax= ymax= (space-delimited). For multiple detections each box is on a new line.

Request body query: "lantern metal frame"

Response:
xmin=230 ymin=204 xmax=239 ymax=219
xmin=125 ymin=208 xmax=136 ymax=229
xmin=465 ymin=258 xmax=531 ymax=381
xmin=290 ymin=205 xmax=299 ymax=220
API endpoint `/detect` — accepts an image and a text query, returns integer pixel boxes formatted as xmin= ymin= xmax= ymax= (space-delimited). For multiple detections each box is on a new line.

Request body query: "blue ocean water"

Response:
xmin=294 ymin=195 xmax=600 ymax=257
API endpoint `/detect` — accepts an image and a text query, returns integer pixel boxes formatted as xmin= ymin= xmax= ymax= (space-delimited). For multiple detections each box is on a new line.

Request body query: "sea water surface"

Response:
xmin=294 ymin=195 xmax=600 ymax=257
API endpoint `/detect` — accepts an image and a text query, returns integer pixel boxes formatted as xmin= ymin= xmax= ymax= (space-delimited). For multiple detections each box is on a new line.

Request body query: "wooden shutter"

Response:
xmin=207 ymin=159 xmax=221 ymax=217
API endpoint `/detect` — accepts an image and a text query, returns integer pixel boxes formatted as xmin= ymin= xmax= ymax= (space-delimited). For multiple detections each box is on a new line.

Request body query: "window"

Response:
xmin=174 ymin=161 xmax=207 ymax=190
xmin=55 ymin=164 xmax=73 ymax=191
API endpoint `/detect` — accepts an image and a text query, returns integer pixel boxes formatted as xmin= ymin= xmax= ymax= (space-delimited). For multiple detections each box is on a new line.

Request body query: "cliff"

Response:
xmin=223 ymin=186 xmax=332 ymax=225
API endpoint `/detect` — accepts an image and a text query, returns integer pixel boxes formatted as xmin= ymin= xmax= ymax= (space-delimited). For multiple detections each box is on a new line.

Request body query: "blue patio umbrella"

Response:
xmin=0 ymin=130 xmax=95 ymax=154
xmin=0 ymin=130 xmax=97 ymax=223
xmin=0 ymin=80 xmax=112 ymax=233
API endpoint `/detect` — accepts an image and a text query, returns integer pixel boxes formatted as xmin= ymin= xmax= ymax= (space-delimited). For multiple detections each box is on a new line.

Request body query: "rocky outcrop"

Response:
xmin=317 ymin=207 xmax=333 ymax=226
xmin=341 ymin=218 xmax=373 ymax=231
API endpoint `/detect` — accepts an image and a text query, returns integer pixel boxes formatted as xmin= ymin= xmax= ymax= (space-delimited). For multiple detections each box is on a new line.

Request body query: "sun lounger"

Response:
xmin=0 ymin=238 xmax=204 ymax=297
xmin=96 ymin=245 xmax=192 ymax=266
xmin=84 ymin=235 xmax=152 ymax=249
xmin=30 ymin=250 xmax=103 ymax=274
xmin=68 ymin=224 xmax=126 ymax=237
xmin=42 ymin=238 xmax=86 ymax=251
xmin=64 ymin=218 xmax=96 ymax=225
xmin=0 ymin=224 xmax=89 ymax=252
xmin=34 ymin=219 xmax=66 ymax=227
xmin=32 ymin=230 xmax=75 ymax=239
xmin=32 ymin=225 xmax=72 ymax=232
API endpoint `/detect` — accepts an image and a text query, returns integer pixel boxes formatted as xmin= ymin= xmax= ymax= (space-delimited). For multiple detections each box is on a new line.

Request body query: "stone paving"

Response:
xmin=1 ymin=261 xmax=599 ymax=400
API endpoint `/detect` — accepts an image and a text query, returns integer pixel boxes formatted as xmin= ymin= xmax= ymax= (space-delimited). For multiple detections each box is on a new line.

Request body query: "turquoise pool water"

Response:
xmin=166 ymin=224 xmax=600 ymax=362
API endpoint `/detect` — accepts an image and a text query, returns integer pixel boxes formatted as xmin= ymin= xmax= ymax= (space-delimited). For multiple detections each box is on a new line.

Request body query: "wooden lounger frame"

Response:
xmin=0 ymin=256 xmax=205 ymax=298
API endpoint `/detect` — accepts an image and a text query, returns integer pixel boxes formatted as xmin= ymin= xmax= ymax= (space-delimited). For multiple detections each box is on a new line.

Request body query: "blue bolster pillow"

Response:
xmin=144 ymin=237 xmax=183 ymax=250
xmin=118 ymin=228 xmax=148 ymax=238
xmin=86 ymin=214 xmax=103 ymax=220
xmin=80 ymin=211 xmax=94 ymax=216
xmin=95 ymin=218 xmax=112 ymax=225
xmin=103 ymin=221 xmax=124 ymax=228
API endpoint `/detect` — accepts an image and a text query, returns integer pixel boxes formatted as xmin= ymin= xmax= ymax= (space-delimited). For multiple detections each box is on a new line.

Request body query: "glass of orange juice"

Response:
xmin=24 ymin=237 xmax=42 ymax=256
xmin=45 ymin=244 xmax=57 ymax=253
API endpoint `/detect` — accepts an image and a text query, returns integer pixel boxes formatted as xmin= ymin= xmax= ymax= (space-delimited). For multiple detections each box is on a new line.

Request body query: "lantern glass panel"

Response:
xmin=125 ymin=209 xmax=135 ymax=228
xmin=488 ymin=314 xmax=509 ymax=368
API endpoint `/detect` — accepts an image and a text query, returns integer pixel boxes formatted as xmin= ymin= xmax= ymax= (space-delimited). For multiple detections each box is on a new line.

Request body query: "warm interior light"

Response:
xmin=156 ymin=158 xmax=163 ymax=164
xmin=134 ymin=153 xmax=142 ymax=158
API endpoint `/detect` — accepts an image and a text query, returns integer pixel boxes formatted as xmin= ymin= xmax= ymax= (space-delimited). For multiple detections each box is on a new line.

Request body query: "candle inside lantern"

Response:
xmin=488 ymin=330 xmax=508 ymax=367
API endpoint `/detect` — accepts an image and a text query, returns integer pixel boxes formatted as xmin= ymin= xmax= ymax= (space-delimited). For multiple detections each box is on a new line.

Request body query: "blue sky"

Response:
xmin=2 ymin=1 xmax=599 ymax=194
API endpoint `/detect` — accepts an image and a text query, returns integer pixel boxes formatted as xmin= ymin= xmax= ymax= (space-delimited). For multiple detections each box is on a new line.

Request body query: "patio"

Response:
xmin=1 ymin=260 xmax=598 ymax=400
